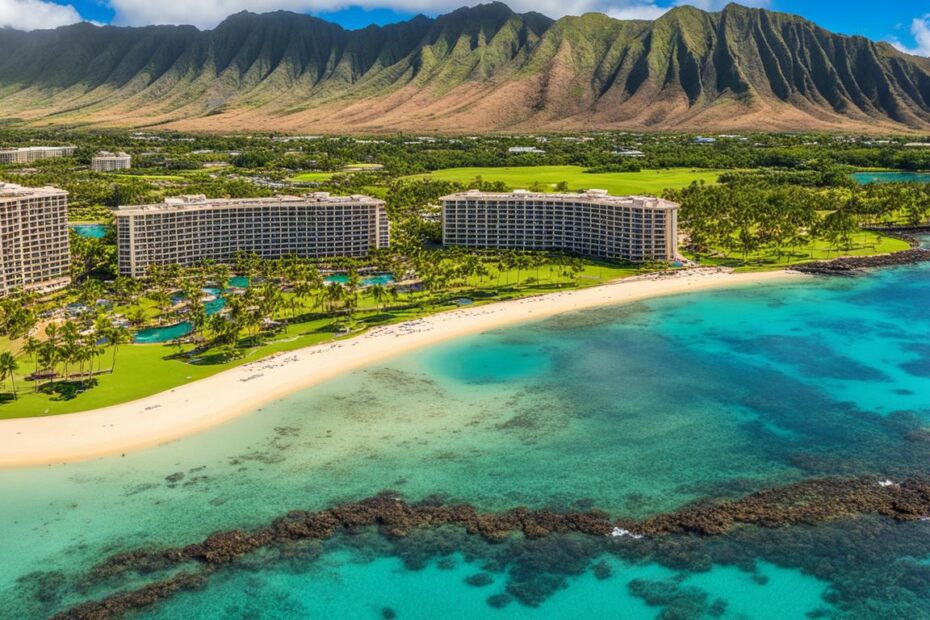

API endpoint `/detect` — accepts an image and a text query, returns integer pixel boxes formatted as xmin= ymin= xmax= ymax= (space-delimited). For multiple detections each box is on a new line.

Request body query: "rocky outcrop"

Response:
xmin=628 ymin=477 xmax=930 ymax=536
xmin=52 ymin=572 xmax=206 ymax=620
xmin=53 ymin=479 xmax=930 ymax=619
xmin=791 ymin=249 xmax=930 ymax=276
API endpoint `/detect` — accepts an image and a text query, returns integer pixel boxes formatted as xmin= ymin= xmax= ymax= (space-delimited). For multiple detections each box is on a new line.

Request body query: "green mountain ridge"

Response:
xmin=0 ymin=2 xmax=928 ymax=132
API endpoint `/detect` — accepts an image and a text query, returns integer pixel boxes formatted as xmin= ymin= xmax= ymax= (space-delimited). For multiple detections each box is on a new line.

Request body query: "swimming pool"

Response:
xmin=325 ymin=273 xmax=395 ymax=286
xmin=136 ymin=289 xmax=226 ymax=343
xmin=70 ymin=224 xmax=108 ymax=239
xmin=851 ymin=171 xmax=930 ymax=184
xmin=133 ymin=321 xmax=193 ymax=344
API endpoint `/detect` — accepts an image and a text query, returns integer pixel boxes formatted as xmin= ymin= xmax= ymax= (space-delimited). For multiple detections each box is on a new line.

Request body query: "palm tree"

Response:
xmin=368 ymin=283 xmax=388 ymax=312
xmin=23 ymin=336 xmax=41 ymax=390
xmin=0 ymin=351 xmax=18 ymax=399
xmin=59 ymin=322 xmax=80 ymax=380
xmin=107 ymin=326 xmax=130 ymax=373
xmin=37 ymin=341 xmax=59 ymax=388
xmin=324 ymin=282 xmax=347 ymax=313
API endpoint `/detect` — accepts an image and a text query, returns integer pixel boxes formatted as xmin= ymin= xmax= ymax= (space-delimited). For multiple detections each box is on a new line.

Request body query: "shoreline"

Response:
xmin=0 ymin=268 xmax=803 ymax=468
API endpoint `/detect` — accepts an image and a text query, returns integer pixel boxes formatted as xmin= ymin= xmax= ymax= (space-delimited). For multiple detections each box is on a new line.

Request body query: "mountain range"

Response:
xmin=1 ymin=2 xmax=929 ymax=133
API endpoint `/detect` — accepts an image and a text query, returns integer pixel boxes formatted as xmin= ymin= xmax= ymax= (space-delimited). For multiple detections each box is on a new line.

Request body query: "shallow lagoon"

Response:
xmin=5 ymin=263 xmax=930 ymax=617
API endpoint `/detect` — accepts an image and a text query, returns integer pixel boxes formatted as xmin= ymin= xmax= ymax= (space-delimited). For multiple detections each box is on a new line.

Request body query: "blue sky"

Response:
xmin=3 ymin=0 xmax=929 ymax=56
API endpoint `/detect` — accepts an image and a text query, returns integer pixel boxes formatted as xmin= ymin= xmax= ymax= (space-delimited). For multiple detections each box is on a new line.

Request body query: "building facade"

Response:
xmin=0 ymin=146 xmax=77 ymax=165
xmin=0 ymin=183 xmax=71 ymax=296
xmin=91 ymin=151 xmax=132 ymax=172
xmin=440 ymin=189 xmax=679 ymax=262
xmin=116 ymin=193 xmax=389 ymax=277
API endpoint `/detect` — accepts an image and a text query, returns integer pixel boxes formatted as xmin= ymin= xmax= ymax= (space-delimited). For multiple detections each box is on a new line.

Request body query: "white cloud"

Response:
xmin=104 ymin=0 xmax=775 ymax=29
xmin=890 ymin=14 xmax=930 ymax=57
xmin=679 ymin=0 xmax=770 ymax=9
xmin=0 ymin=0 xmax=83 ymax=30
xmin=606 ymin=4 xmax=668 ymax=21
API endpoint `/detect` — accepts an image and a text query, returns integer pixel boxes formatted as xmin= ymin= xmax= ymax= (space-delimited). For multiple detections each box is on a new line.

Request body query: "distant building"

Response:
xmin=440 ymin=189 xmax=678 ymax=263
xmin=0 ymin=183 xmax=71 ymax=296
xmin=116 ymin=193 xmax=389 ymax=277
xmin=613 ymin=149 xmax=645 ymax=157
xmin=508 ymin=146 xmax=546 ymax=154
xmin=0 ymin=146 xmax=76 ymax=165
xmin=272 ymin=136 xmax=323 ymax=142
xmin=693 ymin=137 xmax=716 ymax=144
xmin=91 ymin=151 xmax=132 ymax=172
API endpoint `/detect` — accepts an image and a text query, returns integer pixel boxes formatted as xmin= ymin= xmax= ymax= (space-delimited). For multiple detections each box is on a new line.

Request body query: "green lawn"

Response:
xmin=290 ymin=171 xmax=335 ymax=182
xmin=0 ymin=261 xmax=639 ymax=418
xmin=409 ymin=166 xmax=725 ymax=195
xmin=688 ymin=230 xmax=911 ymax=272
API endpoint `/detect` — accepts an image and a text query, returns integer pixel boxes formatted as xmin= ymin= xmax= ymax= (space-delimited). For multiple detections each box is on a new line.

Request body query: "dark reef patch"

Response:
xmin=901 ymin=344 xmax=930 ymax=378
xmin=465 ymin=572 xmax=494 ymax=587
xmin=486 ymin=593 xmax=513 ymax=609
xmin=628 ymin=577 xmax=725 ymax=618
xmin=46 ymin=477 xmax=930 ymax=619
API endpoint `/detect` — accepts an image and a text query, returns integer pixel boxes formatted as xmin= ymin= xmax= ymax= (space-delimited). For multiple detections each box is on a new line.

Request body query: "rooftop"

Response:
xmin=93 ymin=151 xmax=131 ymax=158
xmin=116 ymin=192 xmax=384 ymax=215
xmin=0 ymin=182 xmax=68 ymax=199
xmin=439 ymin=189 xmax=678 ymax=210
xmin=0 ymin=146 xmax=75 ymax=153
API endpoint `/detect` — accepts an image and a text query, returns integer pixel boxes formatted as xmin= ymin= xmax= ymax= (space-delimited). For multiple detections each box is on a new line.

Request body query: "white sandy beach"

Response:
xmin=0 ymin=268 xmax=803 ymax=468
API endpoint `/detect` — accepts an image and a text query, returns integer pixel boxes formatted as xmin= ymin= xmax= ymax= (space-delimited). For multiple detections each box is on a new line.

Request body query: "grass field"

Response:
xmin=0 ymin=261 xmax=639 ymax=418
xmin=291 ymin=164 xmax=382 ymax=182
xmin=291 ymin=171 xmax=335 ymax=182
xmin=409 ymin=166 xmax=725 ymax=195
xmin=690 ymin=230 xmax=911 ymax=272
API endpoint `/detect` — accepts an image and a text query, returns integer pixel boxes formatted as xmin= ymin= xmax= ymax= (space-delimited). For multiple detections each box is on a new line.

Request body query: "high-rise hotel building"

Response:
xmin=91 ymin=151 xmax=132 ymax=172
xmin=0 ymin=146 xmax=77 ymax=165
xmin=116 ymin=193 xmax=389 ymax=277
xmin=440 ymin=189 xmax=679 ymax=262
xmin=0 ymin=183 xmax=71 ymax=296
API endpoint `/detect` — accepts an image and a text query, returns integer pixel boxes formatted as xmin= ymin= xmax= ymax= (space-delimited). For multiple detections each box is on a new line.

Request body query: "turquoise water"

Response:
xmin=6 ymin=263 xmax=930 ymax=617
xmin=70 ymin=223 xmax=109 ymax=238
xmin=852 ymin=171 xmax=930 ymax=184
xmin=133 ymin=321 xmax=194 ymax=343
xmin=228 ymin=276 xmax=250 ymax=288
xmin=326 ymin=273 xmax=395 ymax=286
xmin=135 ymin=288 xmax=228 ymax=343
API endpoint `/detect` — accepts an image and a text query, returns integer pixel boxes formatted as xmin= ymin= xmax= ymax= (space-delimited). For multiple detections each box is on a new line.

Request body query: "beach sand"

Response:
xmin=0 ymin=268 xmax=803 ymax=468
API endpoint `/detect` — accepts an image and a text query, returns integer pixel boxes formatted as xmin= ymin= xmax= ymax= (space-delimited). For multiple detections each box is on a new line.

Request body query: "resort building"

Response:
xmin=0 ymin=183 xmax=71 ymax=296
xmin=440 ymin=189 xmax=679 ymax=262
xmin=91 ymin=151 xmax=132 ymax=172
xmin=0 ymin=146 xmax=77 ymax=165
xmin=116 ymin=193 xmax=389 ymax=277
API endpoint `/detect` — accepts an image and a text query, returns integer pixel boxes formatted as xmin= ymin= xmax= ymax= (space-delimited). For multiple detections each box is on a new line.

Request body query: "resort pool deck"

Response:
xmin=137 ymin=288 xmax=227 ymax=343
xmin=133 ymin=275 xmax=390 ymax=343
